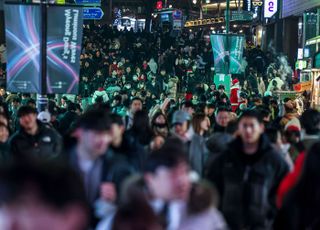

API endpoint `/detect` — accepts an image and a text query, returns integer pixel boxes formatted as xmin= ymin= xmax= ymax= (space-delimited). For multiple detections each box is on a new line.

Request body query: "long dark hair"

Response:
xmin=150 ymin=111 xmax=169 ymax=137
xmin=131 ymin=110 xmax=153 ymax=145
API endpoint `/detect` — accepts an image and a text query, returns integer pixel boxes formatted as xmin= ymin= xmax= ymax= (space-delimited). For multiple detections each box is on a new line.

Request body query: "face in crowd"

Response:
xmin=78 ymin=129 xmax=113 ymax=158
xmin=174 ymin=121 xmax=189 ymax=138
xmin=145 ymin=161 xmax=191 ymax=201
xmin=19 ymin=113 xmax=37 ymax=132
xmin=215 ymin=111 xmax=230 ymax=128
xmin=130 ymin=99 xmax=143 ymax=114
xmin=238 ymin=116 xmax=264 ymax=145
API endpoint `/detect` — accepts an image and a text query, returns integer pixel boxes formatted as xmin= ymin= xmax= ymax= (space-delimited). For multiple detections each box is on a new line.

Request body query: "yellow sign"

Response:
xmin=293 ymin=81 xmax=312 ymax=92
xmin=56 ymin=0 xmax=65 ymax=4
xmin=184 ymin=17 xmax=225 ymax=27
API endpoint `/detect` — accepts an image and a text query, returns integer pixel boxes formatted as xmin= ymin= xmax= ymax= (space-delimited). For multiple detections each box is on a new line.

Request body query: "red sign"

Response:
xmin=156 ymin=1 xmax=163 ymax=10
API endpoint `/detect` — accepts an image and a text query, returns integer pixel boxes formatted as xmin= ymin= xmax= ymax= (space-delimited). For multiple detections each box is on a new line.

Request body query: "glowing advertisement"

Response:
xmin=47 ymin=6 xmax=83 ymax=94
xmin=4 ymin=4 xmax=83 ymax=94
xmin=210 ymin=34 xmax=245 ymax=74
xmin=4 ymin=4 xmax=41 ymax=92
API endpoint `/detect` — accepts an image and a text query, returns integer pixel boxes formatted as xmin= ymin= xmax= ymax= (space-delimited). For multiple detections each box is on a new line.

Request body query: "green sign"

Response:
xmin=228 ymin=11 xmax=253 ymax=21
xmin=211 ymin=34 xmax=245 ymax=74
xmin=214 ymin=74 xmax=231 ymax=97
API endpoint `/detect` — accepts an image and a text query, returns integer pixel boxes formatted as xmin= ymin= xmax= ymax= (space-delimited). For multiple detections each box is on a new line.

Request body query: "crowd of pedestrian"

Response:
xmin=0 ymin=25 xmax=319 ymax=230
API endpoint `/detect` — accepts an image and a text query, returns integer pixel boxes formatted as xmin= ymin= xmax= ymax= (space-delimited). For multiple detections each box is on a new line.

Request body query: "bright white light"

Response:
xmin=169 ymin=4 xmax=172 ymax=8
xmin=233 ymin=24 xmax=237 ymax=28
xmin=239 ymin=30 xmax=243 ymax=33
xmin=192 ymin=0 xmax=197 ymax=4
xmin=223 ymin=29 xmax=226 ymax=33
xmin=205 ymin=0 xmax=210 ymax=3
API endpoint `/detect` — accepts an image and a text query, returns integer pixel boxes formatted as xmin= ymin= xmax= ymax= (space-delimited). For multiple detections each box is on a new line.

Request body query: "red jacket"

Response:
xmin=276 ymin=152 xmax=305 ymax=208
xmin=230 ymin=86 xmax=239 ymax=112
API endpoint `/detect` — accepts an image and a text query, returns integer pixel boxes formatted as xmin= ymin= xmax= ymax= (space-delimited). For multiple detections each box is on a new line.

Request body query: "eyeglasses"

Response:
xmin=252 ymin=1 xmax=263 ymax=6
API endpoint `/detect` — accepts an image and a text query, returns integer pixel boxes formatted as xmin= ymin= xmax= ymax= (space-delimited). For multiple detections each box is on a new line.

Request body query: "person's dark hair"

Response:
xmin=26 ymin=98 xmax=36 ymax=106
xmin=131 ymin=110 xmax=153 ymax=145
xmin=216 ymin=106 xmax=231 ymax=114
xmin=75 ymin=109 xmax=111 ymax=131
xmin=226 ymin=120 xmax=238 ymax=135
xmin=195 ymin=103 xmax=207 ymax=114
xmin=114 ymin=95 xmax=122 ymax=103
xmin=192 ymin=113 xmax=207 ymax=135
xmin=283 ymin=97 xmax=291 ymax=103
xmin=188 ymin=181 xmax=219 ymax=214
xmin=218 ymin=84 xmax=225 ymax=90
xmin=144 ymin=138 xmax=188 ymax=173
xmin=151 ymin=111 xmax=168 ymax=126
xmin=182 ymin=100 xmax=194 ymax=109
xmin=130 ymin=97 xmax=143 ymax=105
xmin=265 ymin=127 xmax=280 ymax=143
xmin=22 ymin=93 xmax=31 ymax=98
xmin=110 ymin=113 xmax=124 ymax=126
xmin=112 ymin=199 xmax=160 ymax=230
xmin=256 ymin=106 xmax=271 ymax=119
xmin=207 ymin=103 xmax=216 ymax=109
xmin=12 ymin=97 xmax=21 ymax=104
xmin=67 ymin=102 xmax=77 ymax=112
xmin=300 ymin=109 xmax=320 ymax=135
xmin=17 ymin=105 xmax=37 ymax=118
xmin=239 ymin=109 xmax=263 ymax=123
xmin=0 ymin=161 xmax=88 ymax=214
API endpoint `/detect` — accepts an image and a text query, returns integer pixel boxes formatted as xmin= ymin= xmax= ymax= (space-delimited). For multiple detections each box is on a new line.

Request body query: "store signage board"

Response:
xmin=83 ymin=7 xmax=104 ymax=20
xmin=75 ymin=0 xmax=100 ymax=5
xmin=264 ymin=0 xmax=277 ymax=18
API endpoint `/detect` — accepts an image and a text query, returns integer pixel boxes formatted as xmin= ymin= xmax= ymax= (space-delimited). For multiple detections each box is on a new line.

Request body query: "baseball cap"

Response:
xmin=37 ymin=111 xmax=51 ymax=123
xmin=172 ymin=110 xmax=191 ymax=125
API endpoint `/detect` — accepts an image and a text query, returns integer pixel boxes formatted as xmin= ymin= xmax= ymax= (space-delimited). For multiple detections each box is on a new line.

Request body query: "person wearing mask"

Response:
xmin=206 ymin=110 xmax=289 ymax=229
xmin=189 ymin=113 xmax=210 ymax=176
xmin=150 ymin=111 xmax=169 ymax=138
xmin=9 ymin=106 xmax=63 ymax=161
xmin=125 ymin=97 xmax=143 ymax=130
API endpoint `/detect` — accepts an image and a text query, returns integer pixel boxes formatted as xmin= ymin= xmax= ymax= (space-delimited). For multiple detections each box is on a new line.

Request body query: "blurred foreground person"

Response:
xmin=119 ymin=138 xmax=227 ymax=230
xmin=112 ymin=199 xmax=162 ymax=230
xmin=274 ymin=142 xmax=320 ymax=230
xmin=206 ymin=110 xmax=289 ymax=229
xmin=0 ymin=162 xmax=89 ymax=230
xmin=67 ymin=109 xmax=132 ymax=227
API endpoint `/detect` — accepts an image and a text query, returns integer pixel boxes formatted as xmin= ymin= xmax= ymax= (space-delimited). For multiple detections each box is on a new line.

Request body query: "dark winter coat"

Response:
xmin=9 ymin=121 xmax=63 ymax=161
xmin=206 ymin=135 xmax=289 ymax=229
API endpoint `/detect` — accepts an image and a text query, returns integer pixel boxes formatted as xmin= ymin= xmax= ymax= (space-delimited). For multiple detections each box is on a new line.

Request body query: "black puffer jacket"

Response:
xmin=206 ymin=135 xmax=289 ymax=229
xmin=9 ymin=121 xmax=63 ymax=161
